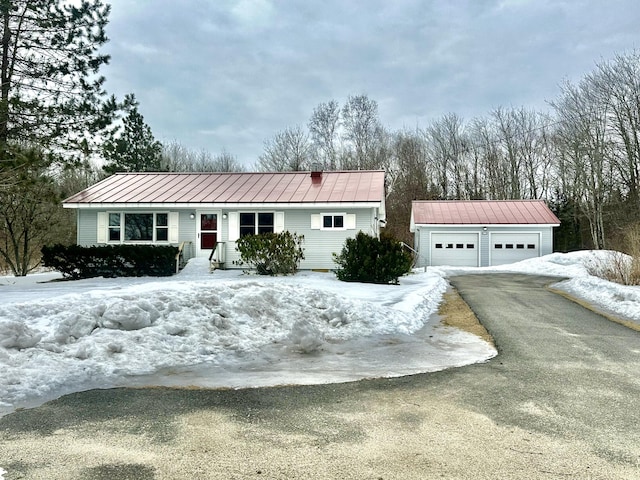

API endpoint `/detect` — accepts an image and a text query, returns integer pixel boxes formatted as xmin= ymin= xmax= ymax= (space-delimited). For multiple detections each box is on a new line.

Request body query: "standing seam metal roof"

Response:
xmin=411 ymin=200 xmax=560 ymax=225
xmin=63 ymin=171 xmax=386 ymax=205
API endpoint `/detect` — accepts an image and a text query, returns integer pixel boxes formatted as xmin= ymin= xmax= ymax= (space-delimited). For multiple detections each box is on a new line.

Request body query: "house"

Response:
xmin=63 ymin=170 xmax=386 ymax=270
xmin=410 ymin=200 xmax=560 ymax=268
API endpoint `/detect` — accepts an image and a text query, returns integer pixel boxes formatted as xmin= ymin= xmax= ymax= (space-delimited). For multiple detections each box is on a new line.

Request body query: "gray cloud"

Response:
xmin=103 ymin=0 xmax=640 ymax=166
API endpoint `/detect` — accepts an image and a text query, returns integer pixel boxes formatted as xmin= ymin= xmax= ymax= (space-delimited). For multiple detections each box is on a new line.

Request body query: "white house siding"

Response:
xmin=222 ymin=207 xmax=376 ymax=270
xmin=76 ymin=207 xmax=377 ymax=271
xmin=414 ymin=225 xmax=554 ymax=268
xmin=77 ymin=209 xmax=98 ymax=245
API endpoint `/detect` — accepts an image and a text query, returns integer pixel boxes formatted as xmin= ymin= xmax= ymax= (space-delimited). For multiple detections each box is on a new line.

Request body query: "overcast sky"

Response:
xmin=102 ymin=0 xmax=640 ymax=167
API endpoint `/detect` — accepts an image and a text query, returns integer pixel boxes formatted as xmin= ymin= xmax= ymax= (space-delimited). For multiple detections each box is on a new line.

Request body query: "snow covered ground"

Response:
xmin=1 ymin=250 xmax=638 ymax=417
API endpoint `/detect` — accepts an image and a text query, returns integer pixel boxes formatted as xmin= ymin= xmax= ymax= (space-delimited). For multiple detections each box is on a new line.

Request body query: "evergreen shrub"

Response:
xmin=41 ymin=244 xmax=179 ymax=279
xmin=234 ymin=231 xmax=305 ymax=275
xmin=333 ymin=231 xmax=412 ymax=284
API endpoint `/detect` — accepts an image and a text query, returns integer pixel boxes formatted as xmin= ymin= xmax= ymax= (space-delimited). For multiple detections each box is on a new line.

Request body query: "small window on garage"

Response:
xmin=435 ymin=243 xmax=443 ymax=249
xmin=506 ymin=244 xmax=514 ymax=249
xmin=446 ymin=244 xmax=453 ymax=249
xmin=527 ymin=244 xmax=536 ymax=249
xmin=495 ymin=244 xmax=503 ymax=249
xmin=456 ymin=243 xmax=464 ymax=249
xmin=466 ymin=244 xmax=474 ymax=249
xmin=516 ymin=244 xmax=524 ymax=249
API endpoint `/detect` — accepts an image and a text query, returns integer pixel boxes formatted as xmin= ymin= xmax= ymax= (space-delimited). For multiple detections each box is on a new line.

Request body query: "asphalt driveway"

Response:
xmin=1 ymin=274 xmax=639 ymax=479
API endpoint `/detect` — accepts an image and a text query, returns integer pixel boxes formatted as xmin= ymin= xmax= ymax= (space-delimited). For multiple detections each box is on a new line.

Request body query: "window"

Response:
xmin=322 ymin=214 xmax=345 ymax=230
xmin=156 ymin=213 xmax=169 ymax=241
xmin=505 ymin=244 xmax=514 ymax=249
xmin=435 ymin=243 xmax=443 ymax=249
xmin=125 ymin=213 xmax=153 ymax=241
xmin=446 ymin=244 xmax=453 ymax=249
xmin=527 ymin=244 xmax=536 ymax=249
xmin=109 ymin=213 xmax=121 ymax=241
xmin=495 ymin=244 xmax=503 ymax=249
xmin=456 ymin=243 xmax=464 ymax=249
xmin=466 ymin=244 xmax=474 ymax=249
xmin=516 ymin=244 xmax=525 ymax=249
xmin=108 ymin=213 xmax=169 ymax=243
xmin=240 ymin=212 xmax=274 ymax=237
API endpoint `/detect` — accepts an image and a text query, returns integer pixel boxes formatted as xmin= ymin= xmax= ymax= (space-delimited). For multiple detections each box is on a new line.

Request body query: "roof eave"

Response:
xmin=412 ymin=223 xmax=561 ymax=228
xmin=63 ymin=201 xmax=383 ymax=210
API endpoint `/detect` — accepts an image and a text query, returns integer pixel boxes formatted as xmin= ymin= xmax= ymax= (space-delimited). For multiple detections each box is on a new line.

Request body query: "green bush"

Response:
xmin=234 ymin=231 xmax=305 ymax=275
xmin=41 ymin=244 xmax=179 ymax=279
xmin=333 ymin=231 xmax=412 ymax=284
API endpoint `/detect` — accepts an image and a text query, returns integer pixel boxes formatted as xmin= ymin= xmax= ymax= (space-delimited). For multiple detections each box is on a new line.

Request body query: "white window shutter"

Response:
xmin=310 ymin=214 xmax=321 ymax=229
xmin=345 ymin=214 xmax=356 ymax=229
xmin=97 ymin=212 xmax=107 ymax=243
xmin=168 ymin=212 xmax=179 ymax=243
xmin=274 ymin=211 xmax=285 ymax=233
xmin=228 ymin=212 xmax=239 ymax=241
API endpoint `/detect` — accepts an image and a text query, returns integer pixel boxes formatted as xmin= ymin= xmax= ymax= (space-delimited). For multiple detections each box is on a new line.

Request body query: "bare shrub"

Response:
xmin=586 ymin=251 xmax=633 ymax=285
xmin=587 ymin=223 xmax=640 ymax=285
xmin=623 ymin=223 xmax=640 ymax=285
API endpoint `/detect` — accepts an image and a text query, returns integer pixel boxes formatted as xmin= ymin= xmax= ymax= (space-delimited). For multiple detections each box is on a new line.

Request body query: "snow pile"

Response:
xmin=5 ymin=250 xmax=635 ymax=418
xmin=0 ymin=320 xmax=42 ymax=349
xmin=1 ymin=262 xmax=495 ymax=415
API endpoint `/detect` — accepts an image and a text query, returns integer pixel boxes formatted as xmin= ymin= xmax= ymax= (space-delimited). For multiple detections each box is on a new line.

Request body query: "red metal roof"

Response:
xmin=63 ymin=171 xmax=386 ymax=206
xmin=411 ymin=200 xmax=560 ymax=225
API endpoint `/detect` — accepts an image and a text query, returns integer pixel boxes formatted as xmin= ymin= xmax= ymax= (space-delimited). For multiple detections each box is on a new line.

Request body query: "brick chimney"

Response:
xmin=310 ymin=163 xmax=323 ymax=182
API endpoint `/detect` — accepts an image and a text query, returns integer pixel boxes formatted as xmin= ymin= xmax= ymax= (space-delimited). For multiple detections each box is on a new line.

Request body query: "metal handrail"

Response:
xmin=209 ymin=242 xmax=226 ymax=271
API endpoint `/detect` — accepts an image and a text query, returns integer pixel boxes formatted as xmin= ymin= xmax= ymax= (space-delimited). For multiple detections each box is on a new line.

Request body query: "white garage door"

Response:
xmin=491 ymin=233 xmax=539 ymax=266
xmin=431 ymin=233 xmax=479 ymax=267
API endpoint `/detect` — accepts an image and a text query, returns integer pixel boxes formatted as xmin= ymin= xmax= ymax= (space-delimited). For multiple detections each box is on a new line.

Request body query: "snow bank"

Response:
xmin=3 ymin=251 xmax=638 ymax=417
xmin=1 ymin=262 xmax=495 ymax=415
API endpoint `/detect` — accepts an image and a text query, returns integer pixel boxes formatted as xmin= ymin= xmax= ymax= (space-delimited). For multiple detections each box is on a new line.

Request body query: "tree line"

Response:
xmin=256 ymin=51 xmax=640 ymax=251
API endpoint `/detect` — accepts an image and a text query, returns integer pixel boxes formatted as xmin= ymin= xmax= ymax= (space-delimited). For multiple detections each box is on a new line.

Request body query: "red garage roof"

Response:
xmin=64 ymin=170 xmax=385 ymax=206
xmin=411 ymin=200 xmax=560 ymax=225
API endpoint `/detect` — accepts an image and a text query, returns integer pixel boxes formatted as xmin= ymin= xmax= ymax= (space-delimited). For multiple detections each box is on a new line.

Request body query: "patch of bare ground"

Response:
xmin=439 ymin=288 xmax=495 ymax=345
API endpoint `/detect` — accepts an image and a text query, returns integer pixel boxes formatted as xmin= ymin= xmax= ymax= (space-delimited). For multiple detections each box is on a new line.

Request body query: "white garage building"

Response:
xmin=410 ymin=200 xmax=560 ymax=268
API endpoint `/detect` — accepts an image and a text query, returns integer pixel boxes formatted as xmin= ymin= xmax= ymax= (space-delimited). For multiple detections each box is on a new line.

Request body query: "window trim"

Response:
xmin=106 ymin=211 xmax=171 ymax=244
xmin=320 ymin=212 xmax=347 ymax=231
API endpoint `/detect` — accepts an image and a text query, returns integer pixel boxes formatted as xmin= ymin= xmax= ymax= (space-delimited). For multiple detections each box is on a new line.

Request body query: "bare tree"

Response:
xmin=424 ymin=113 xmax=469 ymax=199
xmin=341 ymin=94 xmax=386 ymax=170
xmin=256 ymin=126 xmax=312 ymax=172
xmin=308 ymin=100 xmax=340 ymax=170
xmin=161 ymin=141 xmax=244 ymax=172
xmin=386 ymin=130 xmax=436 ymax=243
xmin=590 ymin=51 xmax=640 ymax=209
xmin=551 ymin=80 xmax=614 ymax=249
xmin=211 ymin=149 xmax=244 ymax=172
xmin=0 ymin=147 xmax=68 ymax=275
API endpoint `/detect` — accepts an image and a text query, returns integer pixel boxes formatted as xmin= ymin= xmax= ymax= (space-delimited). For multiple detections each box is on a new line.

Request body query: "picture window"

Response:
xmin=108 ymin=212 xmax=169 ymax=243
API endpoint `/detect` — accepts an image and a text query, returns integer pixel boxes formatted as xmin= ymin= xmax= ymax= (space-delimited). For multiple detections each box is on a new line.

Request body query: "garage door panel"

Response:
xmin=491 ymin=233 xmax=539 ymax=266
xmin=431 ymin=233 xmax=478 ymax=267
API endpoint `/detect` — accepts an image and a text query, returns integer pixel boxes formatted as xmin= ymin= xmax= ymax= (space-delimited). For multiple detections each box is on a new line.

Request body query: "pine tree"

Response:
xmin=102 ymin=102 xmax=163 ymax=173
xmin=0 ymin=0 xmax=118 ymax=169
